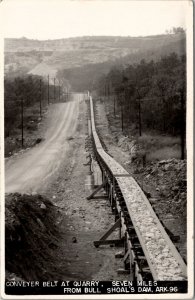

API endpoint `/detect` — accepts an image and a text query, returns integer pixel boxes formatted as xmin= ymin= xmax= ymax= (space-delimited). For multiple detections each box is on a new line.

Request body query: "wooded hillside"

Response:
xmin=95 ymin=52 xmax=186 ymax=158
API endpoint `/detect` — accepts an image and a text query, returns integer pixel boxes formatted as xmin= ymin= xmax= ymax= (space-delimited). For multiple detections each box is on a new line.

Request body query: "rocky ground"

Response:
xmin=94 ymin=98 xmax=187 ymax=263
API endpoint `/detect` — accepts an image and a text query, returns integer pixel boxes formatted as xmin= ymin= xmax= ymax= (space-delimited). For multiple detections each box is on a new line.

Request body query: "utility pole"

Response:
xmin=128 ymin=89 xmax=131 ymax=127
xmin=15 ymin=78 xmax=24 ymax=147
xmin=138 ymin=97 xmax=142 ymax=136
xmin=162 ymin=98 xmax=166 ymax=133
xmin=54 ymin=78 xmax=56 ymax=102
xmin=121 ymin=93 xmax=124 ymax=132
xmin=107 ymin=82 xmax=110 ymax=99
xmin=135 ymin=87 xmax=142 ymax=136
xmin=21 ymin=97 xmax=24 ymax=148
xmin=114 ymin=95 xmax=116 ymax=117
xmin=47 ymin=75 xmax=50 ymax=105
xmin=39 ymin=78 xmax=42 ymax=118
xmin=58 ymin=81 xmax=60 ymax=102
xmin=65 ymin=87 xmax=67 ymax=102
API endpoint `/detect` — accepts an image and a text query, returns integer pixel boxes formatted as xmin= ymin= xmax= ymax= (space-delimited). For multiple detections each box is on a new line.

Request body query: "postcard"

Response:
xmin=0 ymin=0 xmax=193 ymax=299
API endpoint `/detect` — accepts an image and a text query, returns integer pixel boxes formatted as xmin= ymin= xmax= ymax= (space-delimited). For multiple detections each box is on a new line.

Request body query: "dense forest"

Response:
xmin=95 ymin=52 xmax=186 ymax=158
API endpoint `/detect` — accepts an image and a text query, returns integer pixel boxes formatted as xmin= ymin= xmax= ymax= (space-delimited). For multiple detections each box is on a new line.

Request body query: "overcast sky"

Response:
xmin=0 ymin=0 xmax=189 ymax=40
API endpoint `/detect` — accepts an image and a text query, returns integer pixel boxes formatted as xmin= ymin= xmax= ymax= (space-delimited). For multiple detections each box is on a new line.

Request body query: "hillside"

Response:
xmin=4 ymin=33 xmax=185 ymax=88
xmin=57 ymin=34 xmax=186 ymax=91
xmin=5 ymin=34 xmax=185 ymax=52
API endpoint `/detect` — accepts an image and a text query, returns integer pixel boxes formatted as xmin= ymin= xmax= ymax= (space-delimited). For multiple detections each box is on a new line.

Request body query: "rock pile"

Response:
xmin=143 ymin=159 xmax=187 ymax=218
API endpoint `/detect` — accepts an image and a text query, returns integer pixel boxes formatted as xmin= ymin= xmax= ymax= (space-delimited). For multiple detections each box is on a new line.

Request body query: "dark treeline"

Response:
xmin=96 ymin=52 xmax=186 ymax=140
xmin=4 ymin=75 xmax=61 ymax=138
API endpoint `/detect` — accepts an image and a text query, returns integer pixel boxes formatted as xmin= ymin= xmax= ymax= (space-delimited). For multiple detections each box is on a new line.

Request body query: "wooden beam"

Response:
xmin=123 ymin=250 xmax=130 ymax=263
xmin=94 ymin=218 xmax=123 ymax=247
xmin=94 ymin=239 xmax=123 ymax=247
xmin=99 ymin=218 xmax=121 ymax=241
xmin=87 ymin=179 xmax=107 ymax=200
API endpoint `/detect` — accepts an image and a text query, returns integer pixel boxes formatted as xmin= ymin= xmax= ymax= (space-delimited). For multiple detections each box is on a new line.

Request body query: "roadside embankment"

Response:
xmin=5 ymin=193 xmax=60 ymax=281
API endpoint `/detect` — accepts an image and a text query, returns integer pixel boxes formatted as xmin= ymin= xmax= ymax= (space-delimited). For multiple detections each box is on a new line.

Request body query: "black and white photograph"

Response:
xmin=0 ymin=0 xmax=193 ymax=298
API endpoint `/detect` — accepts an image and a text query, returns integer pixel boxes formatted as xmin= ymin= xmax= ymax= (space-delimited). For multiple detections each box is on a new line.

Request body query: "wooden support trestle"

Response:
xmin=123 ymin=249 xmax=130 ymax=263
xmin=87 ymin=179 xmax=107 ymax=200
xmin=94 ymin=218 xmax=123 ymax=247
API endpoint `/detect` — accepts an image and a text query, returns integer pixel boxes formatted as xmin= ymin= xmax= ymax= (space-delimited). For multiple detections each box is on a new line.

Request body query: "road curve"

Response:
xmin=5 ymin=94 xmax=84 ymax=193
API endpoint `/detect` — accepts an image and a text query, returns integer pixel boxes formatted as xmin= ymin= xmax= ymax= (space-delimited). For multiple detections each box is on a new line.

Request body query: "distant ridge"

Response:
xmin=5 ymin=34 xmax=185 ymax=52
xmin=4 ymin=33 xmax=185 ymax=80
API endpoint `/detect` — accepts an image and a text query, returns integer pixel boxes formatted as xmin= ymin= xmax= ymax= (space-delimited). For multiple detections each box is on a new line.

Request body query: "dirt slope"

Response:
xmin=5 ymin=94 xmax=83 ymax=193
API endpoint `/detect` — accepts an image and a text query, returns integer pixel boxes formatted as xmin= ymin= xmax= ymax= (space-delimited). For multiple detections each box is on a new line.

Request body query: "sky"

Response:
xmin=0 ymin=0 xmax=190 ymax=40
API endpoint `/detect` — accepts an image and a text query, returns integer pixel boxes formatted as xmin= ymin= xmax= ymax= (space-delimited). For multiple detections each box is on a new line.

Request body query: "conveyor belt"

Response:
xmin=90 ymin=96 xmax=187 ymax=281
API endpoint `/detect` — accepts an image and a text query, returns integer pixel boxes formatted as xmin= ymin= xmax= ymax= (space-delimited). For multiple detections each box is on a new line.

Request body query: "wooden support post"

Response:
xmin=102 ymin=169 xmax=104 ymax=183
xmin=87 ymin=179 xmax=107 ymax=200
xmin=99 ymin=218 xmax=121 ymax=241
xmin=94 ymin=218 xmax=123 ymax=247
xmin=123 ymin=249 xmax=130 ymax=263
xmin=94 ymin=239 xmax=123 ymax=247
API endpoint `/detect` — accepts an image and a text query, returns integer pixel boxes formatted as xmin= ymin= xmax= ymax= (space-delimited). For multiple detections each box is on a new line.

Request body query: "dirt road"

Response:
xmin=5 ymin=94 xmax=85 ymax=193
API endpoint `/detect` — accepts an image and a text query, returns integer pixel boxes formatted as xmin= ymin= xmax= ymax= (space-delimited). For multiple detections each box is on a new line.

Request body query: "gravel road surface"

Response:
xmin=5 ymin=94 xmax=83 ymax=193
